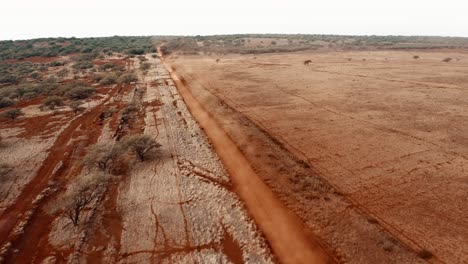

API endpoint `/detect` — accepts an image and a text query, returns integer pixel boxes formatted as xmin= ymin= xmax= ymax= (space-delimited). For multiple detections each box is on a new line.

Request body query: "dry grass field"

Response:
xmin=168 ymin=49 xmax=468 ymax=263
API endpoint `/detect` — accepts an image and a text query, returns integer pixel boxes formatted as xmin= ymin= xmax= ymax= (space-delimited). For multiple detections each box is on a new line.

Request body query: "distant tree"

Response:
xmin=1 ymin=108 xmax=23 ymax=120
xmin=123 ymin=134 xmax=162 ymax=161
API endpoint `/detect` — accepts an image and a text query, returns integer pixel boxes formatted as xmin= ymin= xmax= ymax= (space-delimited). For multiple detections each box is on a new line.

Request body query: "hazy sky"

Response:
xmin=1 ymin=0 xmax=468 ymax=40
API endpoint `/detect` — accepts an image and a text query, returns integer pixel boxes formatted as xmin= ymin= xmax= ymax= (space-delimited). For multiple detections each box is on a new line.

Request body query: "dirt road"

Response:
xmin=159 ymin=48 xmax=334 ymax=264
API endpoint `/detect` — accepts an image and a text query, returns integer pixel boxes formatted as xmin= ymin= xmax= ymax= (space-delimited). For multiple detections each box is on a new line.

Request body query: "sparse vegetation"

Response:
xmin=442 ymin=57 xmax=452 ymax=62
xmin=140 ymin=62 xmax=151 ymax=71
xmin=413 ymin=55 xmax=420 ymax=59
xmin=303 ymin=59 xmax=312 ymax=65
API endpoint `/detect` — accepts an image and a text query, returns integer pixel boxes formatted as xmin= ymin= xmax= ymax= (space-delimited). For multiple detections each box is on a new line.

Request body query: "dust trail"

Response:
xmin=158 ymin=48 xmax=334 ymax=264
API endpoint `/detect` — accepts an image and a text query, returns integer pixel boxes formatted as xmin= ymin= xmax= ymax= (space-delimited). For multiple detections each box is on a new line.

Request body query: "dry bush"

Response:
xmin=140 ymin=62 xmax=151 ymax=71
xmin=119 ymin=72 xmax=138 ymax=84
xmin=99 ymin=73 xmax=119 ymax=85
xmin=0 ymin=163 xmax=13 ymax=181
xmin=1 ymin=108 xmax=23 ymax=120
xmin=0 ymin=98 xmax=15 ymax=109
xmin=303 ymin=59 xmax=312 ymax=65
xmin=413 ymin=55 xmax=420 ymax=59
xmin=42 ymin=96 xmax=65 ymax=110
xmin=57 ymin=172 xmax=109 ymax=226
xmin=442 ymin=57 xmax=452 ymax=62
xmin=65 ymin=86 xmax=96 ymax=100
xmin=69 ymin=101 xmax=85 ymax=114
xmin=83 ymin=143 xmax=125 ymax=172
xmin=122 ymin=134 xmax=162 ymax=161
xmin=417 ymin=249 xmax=433 ymax=259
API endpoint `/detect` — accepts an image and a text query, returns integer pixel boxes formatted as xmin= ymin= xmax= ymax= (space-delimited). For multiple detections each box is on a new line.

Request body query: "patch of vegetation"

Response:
xmin=0 ymin=36 xmax=156 ymax=61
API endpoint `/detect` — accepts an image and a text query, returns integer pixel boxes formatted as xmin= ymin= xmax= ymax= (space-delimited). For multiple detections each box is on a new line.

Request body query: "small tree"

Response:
xmin=83 ymin=143 xmax=125 ymax=171
xmin=1 ymin=108 xmax=23 ymax=120
xmin=60 ymin=173 xmax=108 ymax=226
xmin=123 ymin=134 xmax=162 ymax=161
xmin=43 ymin=96 xmax=65 ymax=110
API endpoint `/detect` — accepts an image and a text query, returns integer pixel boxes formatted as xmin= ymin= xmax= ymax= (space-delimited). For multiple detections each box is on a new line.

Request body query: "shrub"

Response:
xmin=303 ymin=59 xmax=312 ymax=65
xmin=65 ymin=86 xmax=95 ymax=100
xmin=413 ymin=55 xmax=420 ymax=59
xmin=42 ymin=96 xmax=65 ymax=110
xmin=1 ymin=108 xmax=23 ymax=120
xmin=83 ymin=143 xmax=125 ymax=172
xmin=69 ymin=101 xmax=85 ymax=114
xmin=30 ymin=71 xmax=41 ymax=79
xmin=123 ymin=134 xmax=162 ymax=161
xmin=119 ymin=73 xmax=138 ymax=84
xmin=0 ymin=98 xmax=15 ymax=108
xmin=417 ymin=249 xmax=433 ymax=259
xmin=72 ymin=61 xmax=93 ymax=70
xmin=442 ymin=57 xmax=452 ymax=62
xmin=140 ymin=62 xmax=151 ymax=71
xmin=0 ymin=163 xmax=13 ymax=181
xmin=99 ymin=73 xmax=119 ymax=85
xmin=0 ymin=74 xmax=18 ymax=84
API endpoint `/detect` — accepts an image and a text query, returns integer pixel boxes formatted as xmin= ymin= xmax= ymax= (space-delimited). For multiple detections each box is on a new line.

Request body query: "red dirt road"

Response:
xmin=159 ymin=49 xmax=334 ymax=264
